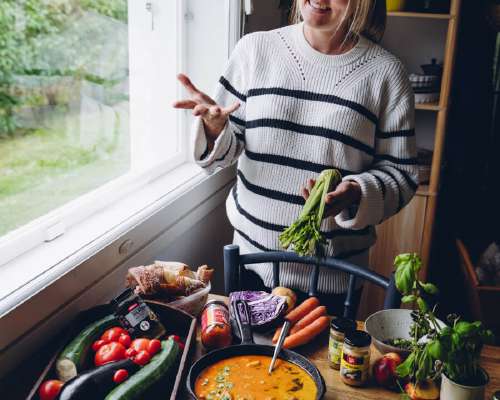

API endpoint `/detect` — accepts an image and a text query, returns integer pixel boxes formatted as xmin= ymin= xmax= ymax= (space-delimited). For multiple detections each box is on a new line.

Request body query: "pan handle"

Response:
xmin=232 ymin=299 xmax=254 ymax=345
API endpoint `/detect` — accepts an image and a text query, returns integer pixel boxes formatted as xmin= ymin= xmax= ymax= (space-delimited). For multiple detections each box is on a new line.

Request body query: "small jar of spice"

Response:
xmin=200 ymin=300 xmax=232 ymax=350
xmin=340 ymin=330 xmax=371 ymax=387
xmin=328 ymin=316 xmax=356 ymax=370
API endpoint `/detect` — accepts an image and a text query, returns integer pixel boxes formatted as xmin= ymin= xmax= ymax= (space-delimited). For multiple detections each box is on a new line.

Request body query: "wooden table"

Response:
xmin=184 ymin=295 xmax=500 ymax=399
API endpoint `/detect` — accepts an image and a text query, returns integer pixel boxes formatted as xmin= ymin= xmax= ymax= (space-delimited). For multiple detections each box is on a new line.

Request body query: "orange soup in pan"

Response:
xmin=194 ymin=354 xmax=317 ymax=400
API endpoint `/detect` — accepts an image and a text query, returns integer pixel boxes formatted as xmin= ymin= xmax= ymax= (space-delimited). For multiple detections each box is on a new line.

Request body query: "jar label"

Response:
xmin=328 ymin=337 xmax=343 ymax=366
xmin=201 ymin=306 xmax=229 ymax=330
xmin=340 ymin=351 xmax=370 ymax=384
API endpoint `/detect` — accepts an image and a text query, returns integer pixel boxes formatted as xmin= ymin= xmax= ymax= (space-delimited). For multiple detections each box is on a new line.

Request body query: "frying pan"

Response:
xmin=186 ymin=299 xmax=326 ymax=399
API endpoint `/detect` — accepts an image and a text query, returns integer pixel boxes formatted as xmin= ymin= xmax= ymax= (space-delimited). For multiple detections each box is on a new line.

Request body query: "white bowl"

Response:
xmin=365 ymin=309 xmax=414 ymax=356
xmin=365 ymin=309 xmax=447 ymax=356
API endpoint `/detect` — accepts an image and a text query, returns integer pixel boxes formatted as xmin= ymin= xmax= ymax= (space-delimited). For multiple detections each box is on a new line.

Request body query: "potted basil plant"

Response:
xmin=393 ymin=253 xmax=494 ymax=400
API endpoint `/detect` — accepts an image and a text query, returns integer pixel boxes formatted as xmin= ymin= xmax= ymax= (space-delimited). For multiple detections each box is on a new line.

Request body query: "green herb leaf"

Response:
xmin=417 ymin=297 xmax=428 ymax=313
xmin=394 ymin=253 xmax=421 ymax=294
xmin=401 ymin=294 xmax=417 ymax=303
xmin=426 ymin=339 xmax=444 ymax=360
xmin=396 ymin=352 xmax=415 ymax=378
xmin=420 ymin=282 xmax=439 ymax=295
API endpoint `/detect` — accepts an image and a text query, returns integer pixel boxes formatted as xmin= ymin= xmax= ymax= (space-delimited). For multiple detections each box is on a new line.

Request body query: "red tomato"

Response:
xmin=39 ymin=380 xmax=63 ymax=400
xmin=92 ymin=339 xmax=108 ymax=352
xmin=168 ymin=335 xmax=181 ymax=343
xmin=130 ymin=338 xmax=150 ymax=352
xmin=118 ymin=333 xmax=131 ymax=348
xmin=95 ymin=342 xmax=126 ymax=366
xmin=147 ymin=339 xmax=161 ymax=355
xmin=124 ymin=347 xmax=137 ymax=358
xmin=101 ymin=327 xmax=126 ymax=343
xmin=113 ymin=369 xmax=129 ymax=384
xmin=133 ymin=350 xmax=152 ymax=366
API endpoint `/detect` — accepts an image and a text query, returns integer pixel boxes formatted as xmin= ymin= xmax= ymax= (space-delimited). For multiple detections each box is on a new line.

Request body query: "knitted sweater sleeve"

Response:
xmin=335 ymin=63 xmax=418 ymax=230
xmin=192 ymin=36 xmax=249 ymax=174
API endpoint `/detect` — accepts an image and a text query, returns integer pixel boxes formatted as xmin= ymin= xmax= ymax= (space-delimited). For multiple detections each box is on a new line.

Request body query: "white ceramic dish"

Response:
xmin=364 ymin=309 xmax=445 ymax=356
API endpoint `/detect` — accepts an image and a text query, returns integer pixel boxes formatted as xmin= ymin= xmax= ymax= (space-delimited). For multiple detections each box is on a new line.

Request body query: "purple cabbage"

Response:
xmin=229 ymin=291 xmax=287 ymax=329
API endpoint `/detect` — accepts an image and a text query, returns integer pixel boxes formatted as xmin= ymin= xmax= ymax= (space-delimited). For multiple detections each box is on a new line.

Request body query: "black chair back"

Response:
xmin=223 ymin=244 xmax=400 ymax=319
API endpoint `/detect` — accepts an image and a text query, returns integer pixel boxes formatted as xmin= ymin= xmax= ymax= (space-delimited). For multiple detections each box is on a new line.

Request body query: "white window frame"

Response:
xmin=0 ymin=0 xmax=242 ymax=315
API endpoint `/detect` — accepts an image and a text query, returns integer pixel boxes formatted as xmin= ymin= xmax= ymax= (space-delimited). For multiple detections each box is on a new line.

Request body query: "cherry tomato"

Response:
xmin=168 ymin=334 xmax=181 ymax=343
xmin=118 ymin=333 xmax=131 ymax=348
xmin=130 ymin=338 xmax=150 ymax=352
xmin=39 ymin=380 xmax=63 ymax=400
xmin=92 ymin=339 xmax=108 ymax=352
xmin=133 ymin=350 xmax=152 ymax=366
xmin=113 ymin=369 xmax=129 ymax=384
xmin=124 ymin=347 xmax=137 ymax=358
xmin=95 ymin=342 xmax=126 ymax=366
xmin=101 ymin=326 xmax=126 ymax=343
xmin=147 ymin=339 xmax=161 ymax=355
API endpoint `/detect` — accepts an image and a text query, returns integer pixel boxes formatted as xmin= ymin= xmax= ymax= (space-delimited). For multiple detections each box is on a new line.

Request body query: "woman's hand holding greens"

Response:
xmin=302 ymin=178 xmax=361 ymax=218
xmin=173 ymin=73 xmax=240 ymax=150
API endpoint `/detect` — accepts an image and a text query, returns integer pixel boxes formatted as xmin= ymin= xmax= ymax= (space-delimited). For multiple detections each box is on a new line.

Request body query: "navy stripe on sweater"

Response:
xmin=375 ymin=128 xmax=415 ymax=139
xmin=219 ymin=76 xmax=246 ymax=102
xmin=246 ymin=87 xmax=378 ymax=124
xmin=232 ymin=186 xmax=371 ymax=239
xmin=246 ymin=118 xmax=375 ymax=157
xmin=244 ymin=150 xmax=356 ymax=176
xmin=237 ymin=169 xmax=304 ymax=205
xmin=235 ymin=227 xmax=370 ymax=260
xmin=375 ymin=154 xmax=419 ymax=165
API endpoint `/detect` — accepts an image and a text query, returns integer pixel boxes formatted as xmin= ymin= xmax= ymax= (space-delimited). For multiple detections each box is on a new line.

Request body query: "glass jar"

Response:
xmin=200 ymin=300 xmax=232 ymax=350
xmin=340 ymin=330 xmax=371 ymax=387
xmin=328 ymin=316 xmax=356 ymax=370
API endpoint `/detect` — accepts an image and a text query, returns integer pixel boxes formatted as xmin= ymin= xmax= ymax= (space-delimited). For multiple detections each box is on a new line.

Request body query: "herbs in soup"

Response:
xmin=194 ymin=355 xmax=317 ymax=400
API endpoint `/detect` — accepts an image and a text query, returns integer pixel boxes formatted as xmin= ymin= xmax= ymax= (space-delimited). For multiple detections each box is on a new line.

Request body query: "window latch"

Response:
xmin=145 ymin=1 xmax=154 ymax=31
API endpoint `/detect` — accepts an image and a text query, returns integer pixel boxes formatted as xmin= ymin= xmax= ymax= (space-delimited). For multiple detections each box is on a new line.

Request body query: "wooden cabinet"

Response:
xmin=359 ymin=193 xmax=427 ymax=318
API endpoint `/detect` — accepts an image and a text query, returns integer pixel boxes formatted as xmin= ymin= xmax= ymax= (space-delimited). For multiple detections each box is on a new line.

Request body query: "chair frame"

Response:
xmin=224 ymin=244 xmax=400 ymax=318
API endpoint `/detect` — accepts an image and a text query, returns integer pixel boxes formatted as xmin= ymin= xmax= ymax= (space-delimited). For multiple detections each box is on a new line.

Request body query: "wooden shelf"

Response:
xmin=415 ymin=101 xmax=442 ymax=111
xmin=387 ymin=11 xmax=452 ymax=19
xmin=416 ymin=184 xmax=435 ymax=197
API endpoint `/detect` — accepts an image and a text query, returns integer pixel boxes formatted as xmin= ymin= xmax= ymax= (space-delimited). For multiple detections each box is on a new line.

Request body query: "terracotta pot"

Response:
xmin=440 ymin=369 xmax=489 ymax=400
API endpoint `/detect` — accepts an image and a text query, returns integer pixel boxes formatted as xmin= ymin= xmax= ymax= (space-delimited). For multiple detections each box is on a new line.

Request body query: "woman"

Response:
xmin=173 ymin=0 xmax=417 ymax=313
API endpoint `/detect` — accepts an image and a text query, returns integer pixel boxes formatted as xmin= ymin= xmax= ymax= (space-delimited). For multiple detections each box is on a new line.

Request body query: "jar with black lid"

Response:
xmin=328 ymin=316 xmax=356 ymax=370
xmin=340 ymin=330 xmax=372 ymax=387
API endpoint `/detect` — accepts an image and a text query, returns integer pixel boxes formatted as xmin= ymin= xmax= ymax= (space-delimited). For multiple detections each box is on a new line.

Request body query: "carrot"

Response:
xmin=282 ymin=316 xmax=330 ymax=349
xmin=289 ymin=305 xmax=327 ymax=335
xmin=272 ymin=297 xmax=320 ymax=343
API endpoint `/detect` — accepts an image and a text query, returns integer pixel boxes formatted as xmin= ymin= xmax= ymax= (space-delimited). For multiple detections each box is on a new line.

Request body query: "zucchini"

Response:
xmin=104 ymin=339 xmax=180 ymax=400
xmin=56 ymin=314 xmax=118 ymax=382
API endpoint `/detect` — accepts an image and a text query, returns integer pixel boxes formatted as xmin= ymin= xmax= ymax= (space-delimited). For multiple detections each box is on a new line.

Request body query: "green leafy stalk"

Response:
xmin=279 ymin=169 xmax=341 ymax=256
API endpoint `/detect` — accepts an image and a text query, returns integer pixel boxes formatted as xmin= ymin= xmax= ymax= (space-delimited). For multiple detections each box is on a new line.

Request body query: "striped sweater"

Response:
xmin=192 ymin=22 xmax=418 ymax=294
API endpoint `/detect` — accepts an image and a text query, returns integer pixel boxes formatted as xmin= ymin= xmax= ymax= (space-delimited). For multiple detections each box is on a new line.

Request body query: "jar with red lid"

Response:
xmin=200 ymin=300 xmax=232 ymax=350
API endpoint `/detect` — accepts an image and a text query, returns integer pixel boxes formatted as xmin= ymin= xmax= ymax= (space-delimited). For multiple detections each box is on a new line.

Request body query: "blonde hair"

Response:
xmin=290 ymin=0 xmax=386 ymax=43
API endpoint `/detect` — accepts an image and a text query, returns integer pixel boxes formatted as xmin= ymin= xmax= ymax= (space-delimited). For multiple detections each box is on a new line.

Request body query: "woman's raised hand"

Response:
xmin=173 ymin=73 xmax=240 ymax=146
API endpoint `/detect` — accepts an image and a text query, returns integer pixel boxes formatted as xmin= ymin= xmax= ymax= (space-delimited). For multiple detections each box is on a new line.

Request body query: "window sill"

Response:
xmin=0 ymin=162 xmax=235 ymax=359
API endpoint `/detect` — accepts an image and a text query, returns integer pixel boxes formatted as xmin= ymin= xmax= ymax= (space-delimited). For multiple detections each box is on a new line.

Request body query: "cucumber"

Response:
xmin=104 ymin=339 xmax=180 ymax=400
xmin=56 ymin=314 xmax=118 ymax=382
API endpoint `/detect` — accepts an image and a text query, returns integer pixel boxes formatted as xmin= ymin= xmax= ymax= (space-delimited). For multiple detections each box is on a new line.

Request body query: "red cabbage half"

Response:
xmin=229 ymin=291 xmax=288 ymax=332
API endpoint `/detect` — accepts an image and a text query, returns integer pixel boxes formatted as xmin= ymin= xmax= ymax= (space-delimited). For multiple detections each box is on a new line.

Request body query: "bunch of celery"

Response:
xmin=279 ymin=169 xmax=341 ymax=256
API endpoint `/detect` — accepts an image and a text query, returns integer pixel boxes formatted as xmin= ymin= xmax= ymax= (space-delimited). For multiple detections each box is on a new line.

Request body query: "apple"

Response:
xmin=372 ymin=352 xmax=402 ymax=388
xmin=404 ymin=380 xmax=439 ymax=400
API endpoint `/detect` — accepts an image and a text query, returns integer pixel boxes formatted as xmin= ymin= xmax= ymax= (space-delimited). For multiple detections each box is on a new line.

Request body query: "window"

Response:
xmin=0 ymin=0 xmax=189 ymax=266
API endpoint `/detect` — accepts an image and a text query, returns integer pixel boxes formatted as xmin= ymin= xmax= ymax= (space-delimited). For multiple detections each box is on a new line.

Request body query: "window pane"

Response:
xmin=0 ymin=0 xmax=130 ymax=237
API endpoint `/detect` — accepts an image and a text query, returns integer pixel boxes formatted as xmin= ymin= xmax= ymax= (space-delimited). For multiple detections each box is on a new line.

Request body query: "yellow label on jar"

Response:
xmin=328 ymin=336 xmax=343 ymax=366
xmin=340 ymin=351 xmax=370 ymax=384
